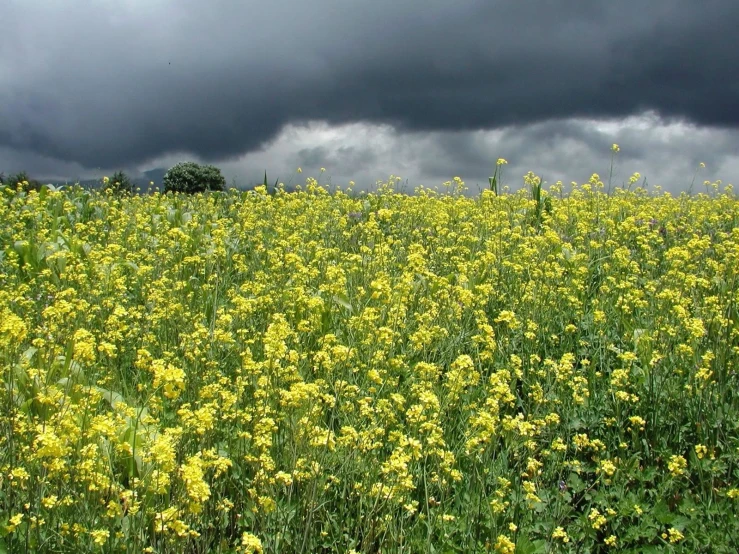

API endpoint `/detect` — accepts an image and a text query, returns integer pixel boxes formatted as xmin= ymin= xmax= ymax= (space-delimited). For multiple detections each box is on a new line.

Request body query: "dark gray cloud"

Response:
xmin=1 ymin=0 xmax=737 ymax=186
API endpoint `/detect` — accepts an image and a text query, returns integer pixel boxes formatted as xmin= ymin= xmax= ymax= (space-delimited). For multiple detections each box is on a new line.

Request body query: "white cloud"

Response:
xmin=131 ymin=112 xmax=736 ymax=195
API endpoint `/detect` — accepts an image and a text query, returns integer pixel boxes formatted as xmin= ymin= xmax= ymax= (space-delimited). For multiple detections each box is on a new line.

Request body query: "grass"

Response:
xmin=0 ymin=168 xmax=738 ymax=553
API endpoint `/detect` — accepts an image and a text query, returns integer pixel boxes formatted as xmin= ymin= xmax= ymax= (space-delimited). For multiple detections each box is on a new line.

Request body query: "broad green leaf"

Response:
xmin=332 ymin=294 xmax=353 ymax=313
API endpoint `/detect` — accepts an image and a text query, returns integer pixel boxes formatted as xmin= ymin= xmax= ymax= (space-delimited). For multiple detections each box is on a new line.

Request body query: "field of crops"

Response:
xmin=1 ymin=174 xmax=738 ymax=553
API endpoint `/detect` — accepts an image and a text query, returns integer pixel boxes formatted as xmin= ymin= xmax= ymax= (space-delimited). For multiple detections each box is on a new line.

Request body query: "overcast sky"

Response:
xmin=1 ymin=0 xmax=738 ymax=193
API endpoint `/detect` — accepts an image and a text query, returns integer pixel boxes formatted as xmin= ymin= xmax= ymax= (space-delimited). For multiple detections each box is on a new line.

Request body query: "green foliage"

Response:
xmin=488 ymin=158 xmax=508 ymax=196
xmin=264 ymin=170 xmax=280 ymax=194
xmin=103 ymin=170 xmax=135 ymax=194
xmin=488 ymin=170 xmax=499 ymax=195
xmin=163 ymin=161 xmax=226 ymax=194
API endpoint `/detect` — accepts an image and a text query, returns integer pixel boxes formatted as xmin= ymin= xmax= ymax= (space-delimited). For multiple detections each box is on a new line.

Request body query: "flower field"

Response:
xmin=1 ymin=173 xmax=738 ymax=553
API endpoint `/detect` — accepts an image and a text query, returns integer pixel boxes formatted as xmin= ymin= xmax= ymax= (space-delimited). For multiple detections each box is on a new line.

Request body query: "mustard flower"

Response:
xmin=662 ymin=527 xmax=684 ymax=543
xmin=668 ymin=455 xmax=687 ymax=477
xmin=90 ymin=529 xmax=110 ymax=546
xmin=695 ymin=444 xmax=708 ymax=459
xmin=494 ymin=535 xmax=516 ymax=554
xmin=552 ymin=526 xmax=570 ymax=543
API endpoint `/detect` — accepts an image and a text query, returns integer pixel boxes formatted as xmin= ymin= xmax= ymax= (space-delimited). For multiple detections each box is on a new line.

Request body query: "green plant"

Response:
xmin=163 ymin=162 xmax=225 ymax=194
xmin=523 ymin=170 xmax=552 ymax=230
xmin=488 ymin=158 xmax=508 ymax=196
xmin=264 ymin=170 xmax=280 ymax=194
xmin=607 ymin=143 xmax=619 ymax=194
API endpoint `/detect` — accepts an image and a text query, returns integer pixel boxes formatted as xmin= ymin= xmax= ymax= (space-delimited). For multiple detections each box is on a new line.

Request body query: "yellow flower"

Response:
xmin=34 ymin=429 xmax=69 ymax=459
xmin=239 ymin=532 xmax=263 ymax=554
xmin=7 ymin=513 xmax=24 ymax=533
xmin=493 ymin=534 xmax=516 ymax=554
xmin=588 ymin=508 xmax=607 ymax=530
xmin=552 ymin=526 xmax=570 ymax=543
xmin=90 ymin=528 xmax=110 ymax=546
xmin=662 ymin=527 xmax=684 ymax=543
xmin=667 ymin=455 xmax=687 ymax=477
xmin=180 ymin=454 xmax=211 ymax=512
xmin=0 ymin=310 xmax=27 ymax=346
xmin=10 ymin=467 xmax=30 ymax=482
xmin=443 ymin=354 xmax=480 ymax=404
xmin=41 ymin=495 xmax=59 ymax=509
xmin=599 ymin=459 xmax=617 ymax=477
xmin=628 ymin=415 xmax=646 ymax=431
xmin=73 ymin=328 xmax=97 ymax=363
xmin=604 ymin=534 xmax=617 ymax=547
xmin=150 ymin=359 xmax=186 ymax=399
xmin=694 ymin=444 xmax=708 ymax=459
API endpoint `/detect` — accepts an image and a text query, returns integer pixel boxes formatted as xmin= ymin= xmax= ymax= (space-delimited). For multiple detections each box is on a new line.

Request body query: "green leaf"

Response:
xmin=332 ymin=294 xmax=353 ymax=313
xmin=516 ymin=535 xmax=547 ymax=554
xmin=21 ymin=346 xmax=38 ymax=363
xmin=123 ymin=260 xmax=139 ymax=272
xmin=93 ymin=385 xmax=126 ymax=409
xmin=567 ymin=472 xmax=586 ymax=492
xmin=671 ymin=515 xmax=690 ymax=529
xmin=653 ymin=501 xmax=674 ymax=524
xmin=568 ymin=417 xmax=585 ymax=431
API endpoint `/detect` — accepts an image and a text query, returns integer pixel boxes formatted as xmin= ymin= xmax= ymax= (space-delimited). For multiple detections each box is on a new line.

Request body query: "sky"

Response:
xmin=1 ymin=0 xmax=738 ymax=194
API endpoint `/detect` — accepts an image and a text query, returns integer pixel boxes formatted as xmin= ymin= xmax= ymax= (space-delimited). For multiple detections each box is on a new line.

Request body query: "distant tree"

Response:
xmin=163 ymin=162 xmax=225 ymax=194
xmin=9 ymin=171 xmax=30 ymax=187
xmin=103 ymin=170 xmax=135 ymax=194
xmin=5 ymin=171 xmax=44 ymax=192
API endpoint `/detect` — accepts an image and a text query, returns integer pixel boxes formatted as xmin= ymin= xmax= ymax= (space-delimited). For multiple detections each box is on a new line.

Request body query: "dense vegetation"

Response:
xmin=1 ymin=172 xmax=738 ymax=553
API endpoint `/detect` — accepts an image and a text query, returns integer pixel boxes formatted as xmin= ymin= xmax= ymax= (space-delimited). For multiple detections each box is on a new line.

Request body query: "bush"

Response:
xmin=163 ymin=162 xmax=226 ymax=194
xmin=103 ymin=171 xmax=135 ymax=194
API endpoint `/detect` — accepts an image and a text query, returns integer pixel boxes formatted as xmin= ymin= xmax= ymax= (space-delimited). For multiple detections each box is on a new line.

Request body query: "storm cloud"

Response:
xmin=1 ymin=0 xmax=737 ymax=191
